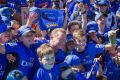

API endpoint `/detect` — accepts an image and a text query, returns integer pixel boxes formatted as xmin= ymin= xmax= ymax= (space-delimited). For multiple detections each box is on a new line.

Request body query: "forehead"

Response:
xmin=42 ymin=53 xmax=54 ymax=59
xmin=75 ymin=36 xmax=86 ymax=40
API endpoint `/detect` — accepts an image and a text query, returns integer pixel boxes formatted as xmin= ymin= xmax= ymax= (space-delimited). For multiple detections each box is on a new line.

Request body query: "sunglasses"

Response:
xmin=28 ymin=0 xmax=35 ymax=3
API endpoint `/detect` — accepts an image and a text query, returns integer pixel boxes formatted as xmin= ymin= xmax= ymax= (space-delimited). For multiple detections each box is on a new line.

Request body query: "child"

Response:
xmin=33 ymin=43 xmax=61 ymax=80
xmin=0 ymin=25 xmax=36 ymax=79
xmin=6 ymin=69 xmax=28 ymax=80
xmin=61 ymin=54 xmax=85 ymax=80
xmin=71 ymin=29 xmax=117 ymax=79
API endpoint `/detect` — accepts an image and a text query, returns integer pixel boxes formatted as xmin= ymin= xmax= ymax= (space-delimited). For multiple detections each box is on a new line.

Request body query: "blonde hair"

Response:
xmin=50 ymin=28 xmax=66 ymax=38
xmin=73 ymin=30 xmax=85 ymax=39
xmin=37 ymin=43 xmax=54 ymax=58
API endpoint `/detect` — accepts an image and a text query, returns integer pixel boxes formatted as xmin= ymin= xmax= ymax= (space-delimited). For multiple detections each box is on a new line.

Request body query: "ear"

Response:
xmin=38 ymin=57 xmax=42 ymax=63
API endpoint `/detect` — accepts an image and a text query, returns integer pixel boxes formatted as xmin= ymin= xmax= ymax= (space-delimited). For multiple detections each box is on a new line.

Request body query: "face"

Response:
xmin=97 ymin=15 xmax=106 ymax=26
xmin=99 ymin=5 xmax=108 ymax=13
xmin=88 ymin=32 xmax=97 ymax=38
xmin=21 ymin=32 xmax=35 ymax=47
xmin=41 ymin=53 xmax=55 ymax=70
xmin=27 ymin=0 xmax=35 ymax=7
xmin=70 ymin=25 xmax=80 ymax=35
xmin=74 ymin=36 xmax=86 ymax=52
xmin=51 ymin=31 xmax=66 ymax=50
xmin=66 ymin=41 xmax=75 ymax=51
xmin=0 ymin=29 xmax=12 ymax=43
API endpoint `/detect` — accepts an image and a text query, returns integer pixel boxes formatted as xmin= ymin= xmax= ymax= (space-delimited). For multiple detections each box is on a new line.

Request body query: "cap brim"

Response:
xmin=88 ymin=30 xmax=96 ymax=33
xmin=22 ymin=30 xmax=35 ymax=36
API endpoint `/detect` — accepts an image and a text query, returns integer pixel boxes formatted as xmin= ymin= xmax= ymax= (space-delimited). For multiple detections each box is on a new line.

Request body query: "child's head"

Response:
xmin=50 ymin=28 xmax=66 ymax=50
xmin=73 ymin=30 xmax=86 ymax=52
xmin=68 ymin=20 xmax=81 ymax=35
xmin=66 ymin=35 xmax=75 ymax=52
xmin=10 ymin=20 xmax=20 ymax=36
xmin=7 ymin=69 xmax=28 ymax=80
xmin=64 ymin=54 xmax=81 ymax=67
xmin=37 ymin=43 xmax=55 ymax=70
xmin=17 ymin=25 xmax=35 ymax=47
xmin=0 ymin=24 xmax=13 ymax=43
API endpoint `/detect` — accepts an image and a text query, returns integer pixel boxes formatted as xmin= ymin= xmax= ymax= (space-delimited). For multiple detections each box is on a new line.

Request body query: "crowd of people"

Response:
xmin=0 ymin=0 xmax=120 ymax=80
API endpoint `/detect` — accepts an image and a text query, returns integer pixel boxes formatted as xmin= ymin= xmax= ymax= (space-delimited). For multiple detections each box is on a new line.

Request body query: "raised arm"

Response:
xmin=105 ymin=29 xmax=118 ymax=51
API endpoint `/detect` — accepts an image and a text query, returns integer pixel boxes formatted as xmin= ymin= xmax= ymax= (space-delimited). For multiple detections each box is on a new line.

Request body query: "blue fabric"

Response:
xmin=35 ymin=0 xmax=51 ymax=7
xmin=5 ymin=42 xmax=35 ymax=79
xmin=87 ymin=21 xmax=98 ymax=33
xmin=17 ymin=25 xmax=34 ymax=37
xmin=64 ymin=54 xmax=81 ymax=67
xmin=103 ymin=54 xmax=120 ymax=80
xmin=38 ymin=9 xmax=65 ymax=30
xmin=33 ymin=65 xmax=60 ymax=80
xmin=0 ymin=23 xmax=12 ymax=34
xmin=71 ymin=43 xmax=104 ymax=71
xmin=55 ymin=49 xmax=66 ymax=65
xmin=0 ymin=54 xmax=7 ymax=80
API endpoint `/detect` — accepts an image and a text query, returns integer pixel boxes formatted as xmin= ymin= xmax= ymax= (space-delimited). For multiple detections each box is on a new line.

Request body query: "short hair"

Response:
xmin=73 ymin=30 xmax=85 ymax=39
xmin=67 ymin=20 xmax=81 ymax=31
xmin=50 ymin=28 xmax=66 ymax=38
xmin=37 ymin=43 xmax=54 ymax=59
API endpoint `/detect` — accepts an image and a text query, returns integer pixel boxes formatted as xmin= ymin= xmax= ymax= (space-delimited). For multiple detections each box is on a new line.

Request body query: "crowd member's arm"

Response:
xmin=104 ymin=29 xmax=118 ymax=51
xmin=0 ymin=44 xmax=5 ymax=54
xmin=63 ymin=7 xmax=68 ymax=29
xmin=81 ymin=11 xmax=87 ymax=33
xmin=62 ymin=68 xmax=73 ymax=79
xmin=26 ymin=12 xmax=38 ymax=27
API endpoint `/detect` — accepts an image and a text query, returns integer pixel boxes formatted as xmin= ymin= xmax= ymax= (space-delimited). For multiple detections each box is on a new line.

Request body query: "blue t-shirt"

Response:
xmin=0 ymin=54 xmax=7 ymax=80
xmin=55 ymin=49 xmax=66 ymax=65
xmin=72 ymin=43 xmax=104 ymax=70
xmin=5 ymin=42 xmax=35 ymax=79
xmin=103 ymin=54 xmax=120 ymax=80
xmin=33 ymin=65 xmax=60 ymax=80
xmin=71 ymin=43 xmax=105 ymax=78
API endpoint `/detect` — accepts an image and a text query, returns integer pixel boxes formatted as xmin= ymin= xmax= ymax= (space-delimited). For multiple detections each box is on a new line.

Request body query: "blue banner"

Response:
xmin=38 ymin=9 xmax=65 ymax=30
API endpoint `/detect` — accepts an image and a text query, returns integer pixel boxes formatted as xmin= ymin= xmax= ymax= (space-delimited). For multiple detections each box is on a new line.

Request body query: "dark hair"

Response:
xmin=68 ymin=20 xmax=81 ymax=31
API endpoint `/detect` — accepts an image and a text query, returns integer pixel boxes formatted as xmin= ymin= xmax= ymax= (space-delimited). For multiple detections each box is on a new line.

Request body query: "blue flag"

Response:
xmin=38 ymin=9 xmax=65 ymax=30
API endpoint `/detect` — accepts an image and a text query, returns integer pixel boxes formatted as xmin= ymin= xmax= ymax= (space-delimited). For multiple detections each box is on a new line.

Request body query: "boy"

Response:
xmin=33 ymin=43 xmax=60 ymax=80
xmin=0 ymin=25 xmax=35 ymax=79
xmin=71 ymin=29 xmax=117 ymax=79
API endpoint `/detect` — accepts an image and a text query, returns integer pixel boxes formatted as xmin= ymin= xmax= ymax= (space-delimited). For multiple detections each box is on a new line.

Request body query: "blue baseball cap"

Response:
xmin=64 ymin=54 xmax=81 ymax=67
xmin=66 ymin=35 xmax=73 ymax=43
xmin=0 ymin=7 xmax=13 ymax=17
xmin=95 ymin=13 xmax=107 ymax=21
xmin=17 ymin=25 xmax=35 ymax=37
xmin=0 ymin=23 xmax=12 ymax=34
xmin=87 ymin=21 xmax=98 ymax=33
xmin=7 ymin=69 xmax=27 ymax=80
xmin=29 ymin=7 xmax=39 ymax=14
xmin=97 ymin=0 xmax=109 ymax=6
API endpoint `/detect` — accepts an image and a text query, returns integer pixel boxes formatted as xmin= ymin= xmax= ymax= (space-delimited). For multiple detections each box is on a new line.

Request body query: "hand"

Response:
xmin=108 ymin=29 xmax=119 ymax=45
xmin=6 ymin=54 xmax=16 ymax=63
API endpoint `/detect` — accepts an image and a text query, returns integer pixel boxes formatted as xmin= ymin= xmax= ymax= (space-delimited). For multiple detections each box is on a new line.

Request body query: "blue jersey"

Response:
xmin=71 ymin=44 xmax=105 ymax=79
xmin=33 ymin=65 xmax=60 ymax=80
xmin=103 ymin=54 xmax=120 ymax=80
xmin=0 ymin=54 xmax=7 ymax=80
xmin=72 ymin=43 xmax=104 ymax=70
xmin=55 ymin=49 xmax=66 ymax=65
xmin=4 ymin=42 xmax=35 ymax=79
